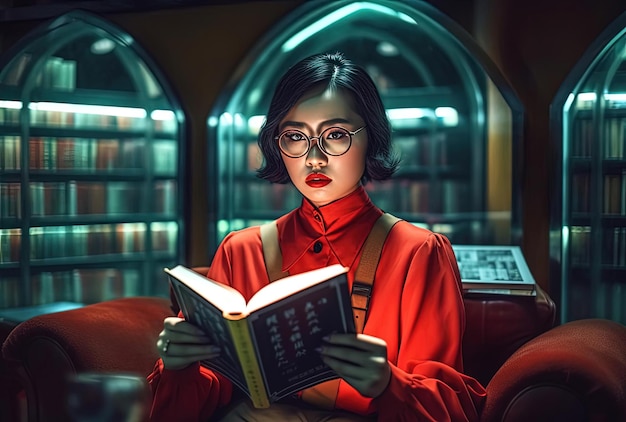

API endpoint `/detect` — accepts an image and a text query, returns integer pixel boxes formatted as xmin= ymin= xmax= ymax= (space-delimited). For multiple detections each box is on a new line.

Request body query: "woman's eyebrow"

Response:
xmin=279 ymin=118 xmax=352 ymax=132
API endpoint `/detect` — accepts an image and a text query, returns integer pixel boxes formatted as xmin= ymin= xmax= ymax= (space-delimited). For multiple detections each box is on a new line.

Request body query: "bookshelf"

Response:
xmin=208 ymin=0 xmax=522 ymax=254
xmin=0 ymin=11 xmax=184 ymax=310
xmin=551 ymin=15 xmax=626 ymax=324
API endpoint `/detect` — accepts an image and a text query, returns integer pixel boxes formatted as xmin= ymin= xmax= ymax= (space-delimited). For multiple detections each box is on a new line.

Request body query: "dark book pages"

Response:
xmin=165 ymin=264 xmax=355 ymax=407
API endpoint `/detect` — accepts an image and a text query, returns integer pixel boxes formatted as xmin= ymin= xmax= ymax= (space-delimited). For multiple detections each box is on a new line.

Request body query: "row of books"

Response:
xmin=393 ymin=132 xmax=455 ymax=167
xmin=0 ymin=267 xmax=154 ymax=308
xmin=604 ymin=172 xmax=626 ymax=214
xmin=0 ymin=183 xmax=20 ymax=218
xmin=37 ymin=56 xmax=76 ymax=91
xmin=0 ymin=221 xmax=178 ymax=262
xmin=0 ymin=108 xmax=20 ymax=125
xmin=232 ymin=181 xmax=302 ymax=213
xmin=230 ymin=178 xmax=472 ymax=216
xmin=367 ymin=179 xmax=471 ymax=214
xmin=568 ymin=277 xmax=626 ymax=323
xmin=0 ymin=180 xmax=177 ymax=218
xmin=603 ymin=227 xmax=626 ymax=266
xmin=570 ymin=171 xmax=626 ymax=214
xmin=0 ymin=136 xmax=20 ymax=170
xmin=0 ymin=136 xmax=178 ymax=174
xmin=573 ymin=117 xmax=626 ymax=159
xmin=569 ymin=225 xmax=626 ymax=266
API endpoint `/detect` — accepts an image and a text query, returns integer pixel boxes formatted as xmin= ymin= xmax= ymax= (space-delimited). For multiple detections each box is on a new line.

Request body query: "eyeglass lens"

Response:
xmin=279 ymin=127 xmax=352 ymax=157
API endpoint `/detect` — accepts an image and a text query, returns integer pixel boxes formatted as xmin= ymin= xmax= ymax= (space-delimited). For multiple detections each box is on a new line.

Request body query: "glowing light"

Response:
xmin=234 ymin=113 xmax=245 ymax=128
xmin=208 ymin=116 xmax=219 ymax=127
xmin=386 ymin=108 xmax=425 ymax=120
xmin=248 ymin=115 xmax=266 ymax=135
xmin=219 ymin=112 xmax=233 ymax=125
xmin=28 ymin=102 xmax=146 ymax=118
xmin=435 ymin=107 xmax=459 ymax=126
xmin=0 ymin=100 xmax=22 ymax=109
xmin=90 ymin=38 xmax=116 ymax=55
xmin=282 ymin=2 xmax=417 ymax=52
xmin=150 ymin=110 xmax=175 ymax=121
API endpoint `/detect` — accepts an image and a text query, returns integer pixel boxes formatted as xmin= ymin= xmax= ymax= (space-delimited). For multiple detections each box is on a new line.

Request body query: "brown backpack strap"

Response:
xmin=260 ymin=221 xmax=289 ymax=282
xmin=260 ymin=212 xmax=400 ymax=299
xmin=261 ymin=213 xmax=400 ymax=410
xmin=351 ymin=213 xmax=401 ymax=333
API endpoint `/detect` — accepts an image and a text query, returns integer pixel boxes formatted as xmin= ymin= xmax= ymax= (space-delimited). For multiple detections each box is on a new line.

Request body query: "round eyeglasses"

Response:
xmin=276 ymin=126 xmax=366 ymax=158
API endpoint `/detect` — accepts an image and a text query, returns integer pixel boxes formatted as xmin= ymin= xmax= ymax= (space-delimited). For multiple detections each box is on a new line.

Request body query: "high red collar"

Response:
xmin=276 ymin=186 xmax=383 ymax=272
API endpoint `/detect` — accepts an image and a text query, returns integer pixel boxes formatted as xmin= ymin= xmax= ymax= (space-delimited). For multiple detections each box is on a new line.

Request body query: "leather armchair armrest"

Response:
xmin=480 ymin=319 xmax=626 ymax=422
xmin=1 ymin=297 xmax=172 ymax=421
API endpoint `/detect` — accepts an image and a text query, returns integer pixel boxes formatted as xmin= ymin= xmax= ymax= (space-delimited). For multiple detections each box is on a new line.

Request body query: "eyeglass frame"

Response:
xmin=275 ymin=126 xmax=366 ymax=158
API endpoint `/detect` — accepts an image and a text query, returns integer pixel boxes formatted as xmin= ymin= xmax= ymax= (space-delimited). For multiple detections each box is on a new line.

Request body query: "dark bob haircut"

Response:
xmin=257 ymin=52 xmax=399 ymax=184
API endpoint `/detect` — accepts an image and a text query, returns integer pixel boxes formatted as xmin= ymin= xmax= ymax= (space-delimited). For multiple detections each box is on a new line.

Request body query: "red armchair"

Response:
xmin=1 ymin=297 xmax=172 ymax=422
xmin=2 ymin=267 xmax=626 ymax=421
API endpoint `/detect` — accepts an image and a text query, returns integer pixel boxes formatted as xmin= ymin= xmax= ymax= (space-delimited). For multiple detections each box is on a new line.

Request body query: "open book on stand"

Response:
xmin=452 ymin=245 xmax=537 ymax=296
xmin=165 ymin=264 xmax=355 ymax=408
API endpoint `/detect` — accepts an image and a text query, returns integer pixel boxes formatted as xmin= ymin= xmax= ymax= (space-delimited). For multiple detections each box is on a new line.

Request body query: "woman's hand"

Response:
xmin=157 ymin=317 xmax=221 ymax=370
xmin=319 ymin=333 xmax=391 ymax=398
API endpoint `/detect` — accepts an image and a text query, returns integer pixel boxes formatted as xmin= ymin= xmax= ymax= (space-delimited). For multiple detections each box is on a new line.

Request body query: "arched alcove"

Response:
xmin=207 ymin=0 xmax=523 ymax=257
xmin=0 ymin=10 xmax=185 ymax=308
xmin=551 ymin=11 xmax=626 ymax=324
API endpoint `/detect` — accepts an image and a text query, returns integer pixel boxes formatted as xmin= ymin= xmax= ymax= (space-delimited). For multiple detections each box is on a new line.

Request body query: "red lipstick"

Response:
xmin=305 ymin=173 xmax=331 ymax=188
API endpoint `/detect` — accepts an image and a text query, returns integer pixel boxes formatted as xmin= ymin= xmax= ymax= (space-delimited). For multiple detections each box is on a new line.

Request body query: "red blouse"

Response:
xmin=148 ymin=186 xmax=486 ymax=421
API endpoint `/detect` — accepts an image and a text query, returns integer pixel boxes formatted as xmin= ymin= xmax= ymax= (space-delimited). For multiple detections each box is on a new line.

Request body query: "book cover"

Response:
xmin=165 ymin=264 xmax=355 ymax=408
xmin=452 ymin=245 xmax=536 ymax=295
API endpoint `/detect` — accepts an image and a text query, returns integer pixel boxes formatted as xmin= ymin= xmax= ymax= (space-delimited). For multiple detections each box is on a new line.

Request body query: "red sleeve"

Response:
xmin=147 ymin=360 xmax=232 ymax=422
xmin=146 ymin=305 xmax=234 ymax=421
xmin=334 ymin=228 xmax=486 ymax=421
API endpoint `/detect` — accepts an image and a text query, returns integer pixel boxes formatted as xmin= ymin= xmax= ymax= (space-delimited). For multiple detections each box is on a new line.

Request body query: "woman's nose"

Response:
xmin=305 ymin=142 xmax=328 ymax=167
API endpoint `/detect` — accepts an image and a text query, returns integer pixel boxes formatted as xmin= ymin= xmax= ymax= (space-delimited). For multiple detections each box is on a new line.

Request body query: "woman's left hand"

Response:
xmin=319 ymin=333 xmax=391 ymax=398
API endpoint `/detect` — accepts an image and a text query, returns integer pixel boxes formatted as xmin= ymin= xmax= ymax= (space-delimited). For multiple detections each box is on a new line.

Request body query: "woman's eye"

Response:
xmin=286 ymin=132 xmax=305 ymax=141
xmin=326 ymin=130 xmax=347 ymax=140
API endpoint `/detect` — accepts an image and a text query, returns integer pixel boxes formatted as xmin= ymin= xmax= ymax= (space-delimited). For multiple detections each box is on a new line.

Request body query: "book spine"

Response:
xmin=225 ymin=317 xmax=269 ymax=408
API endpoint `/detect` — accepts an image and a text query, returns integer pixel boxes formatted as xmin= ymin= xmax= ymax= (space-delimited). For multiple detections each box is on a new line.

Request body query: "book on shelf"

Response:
xmin=1 ymin=136 xmax=20 ymax=170
xmin=604 ymin=174 xmax=622 ymax=214
xmin=56 ymin=138 xmax=75 ymax=169
xmin=452 ymin=245 xmax=536 ymax=295
xmin=165 ymin=264 xmax=355 ymax=408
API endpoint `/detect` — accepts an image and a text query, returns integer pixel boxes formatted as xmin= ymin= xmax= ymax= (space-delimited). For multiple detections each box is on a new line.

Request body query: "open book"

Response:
xmin=452 ymin=245 xmax=537 ymax=295
xmin=164 ymin=264 xmax=355 ymax=408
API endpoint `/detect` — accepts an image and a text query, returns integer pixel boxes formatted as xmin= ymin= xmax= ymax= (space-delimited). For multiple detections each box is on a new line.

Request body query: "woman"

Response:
xmin=148 ymin=52 xmax=486 ymax=421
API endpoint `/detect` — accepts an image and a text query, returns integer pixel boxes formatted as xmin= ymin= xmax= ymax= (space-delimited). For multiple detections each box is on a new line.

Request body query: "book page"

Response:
xmin=246 ymin=264 xmax=348 ymax=313
xmin=165 ymin=266 xmax=246 ymax=315
xmin=247 ymin=273 xmax=354 ymax=401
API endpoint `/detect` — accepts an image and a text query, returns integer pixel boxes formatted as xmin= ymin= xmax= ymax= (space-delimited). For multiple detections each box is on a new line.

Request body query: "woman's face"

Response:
xmin=279 ymin=87 xmax=367 ymax=207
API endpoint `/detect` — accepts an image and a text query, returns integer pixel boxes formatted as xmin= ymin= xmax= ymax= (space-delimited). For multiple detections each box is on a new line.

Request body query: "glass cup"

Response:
xmin=66 ymin=373 xmax=150 ymax=422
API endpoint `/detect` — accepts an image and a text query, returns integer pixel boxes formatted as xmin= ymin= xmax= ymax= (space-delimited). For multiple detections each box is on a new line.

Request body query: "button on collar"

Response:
xmin=313 ymin=241 xmax=323 ymax=253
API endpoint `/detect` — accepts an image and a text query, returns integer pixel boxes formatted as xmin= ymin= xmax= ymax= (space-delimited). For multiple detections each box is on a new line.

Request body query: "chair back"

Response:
xmin=462 ymin=286 xmax=556 ymax=385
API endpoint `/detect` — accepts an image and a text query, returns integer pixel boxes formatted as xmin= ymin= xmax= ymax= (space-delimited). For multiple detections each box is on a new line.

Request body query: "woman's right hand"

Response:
xmin=157 ymin=317 xmax=221 ymax=370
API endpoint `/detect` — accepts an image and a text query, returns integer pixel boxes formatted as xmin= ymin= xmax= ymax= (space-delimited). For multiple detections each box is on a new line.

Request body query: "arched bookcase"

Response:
xmin=206 ymin=0 xmax=523 ymax=256
xmin=551 ymin=11 xmax=626 ymax=324
xmin=0 ymin=11 xmax=185 ymax=310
